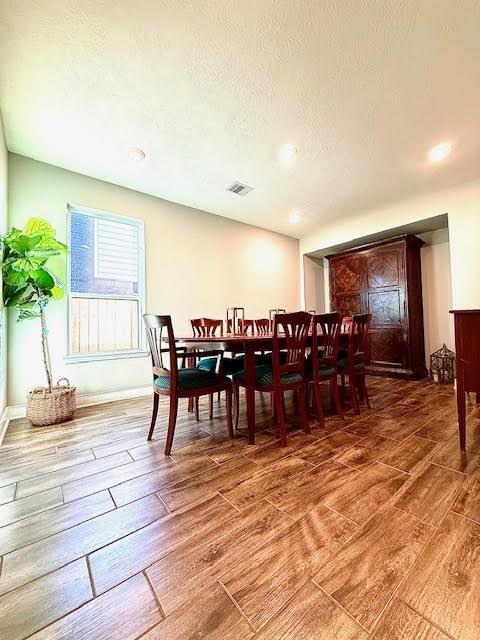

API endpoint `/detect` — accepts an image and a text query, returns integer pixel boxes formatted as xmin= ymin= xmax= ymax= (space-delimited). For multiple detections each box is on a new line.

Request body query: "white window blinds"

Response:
xmin=93 ymin=218 xmax=140 ymax=282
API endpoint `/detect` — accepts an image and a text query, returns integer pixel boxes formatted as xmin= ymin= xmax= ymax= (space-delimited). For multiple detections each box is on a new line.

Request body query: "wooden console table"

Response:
xmin=450 ymin=309 xmax=480 ymax=450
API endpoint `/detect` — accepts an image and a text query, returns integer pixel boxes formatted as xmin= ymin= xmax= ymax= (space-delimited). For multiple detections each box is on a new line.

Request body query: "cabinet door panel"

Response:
xmin=332 ymin=257 xmax=364 ymax=294
xmin=335 ymin=294 xmax=362 ymax=317
xmin=368 ymin=291 xmax=402 ymax=326
xmin=367 ymin=250 xmax=400 ymax=288
xmin=369 ymin=329 xmax=404 ymax=367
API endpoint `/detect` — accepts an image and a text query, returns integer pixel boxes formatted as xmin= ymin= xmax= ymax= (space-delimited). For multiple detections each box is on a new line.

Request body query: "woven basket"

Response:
xmin=26 ymin=378 xmax=76 ymax=426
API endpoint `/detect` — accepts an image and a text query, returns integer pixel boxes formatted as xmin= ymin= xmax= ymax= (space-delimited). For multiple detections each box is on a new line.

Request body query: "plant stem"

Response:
xmin=40 ymin=306 xmax=53 ymax=392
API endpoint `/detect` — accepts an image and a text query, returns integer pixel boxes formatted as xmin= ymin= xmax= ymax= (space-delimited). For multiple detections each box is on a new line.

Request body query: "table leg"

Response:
xmin=244 ymin=345 xmax=256 ymax=445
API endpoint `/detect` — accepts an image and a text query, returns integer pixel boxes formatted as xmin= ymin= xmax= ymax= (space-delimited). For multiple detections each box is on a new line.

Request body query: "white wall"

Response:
xmin=419 ymin=229 xmax=454 ymax=359
xmin=7 ymin=154 xmax=300 ymax=406
xmin=0 ymin=114 xmax=8 ymax=419
xmin=303 ymin=255 xmax=326 ymax=312
xmin=300 ymin=178 xmax=480 ymax=311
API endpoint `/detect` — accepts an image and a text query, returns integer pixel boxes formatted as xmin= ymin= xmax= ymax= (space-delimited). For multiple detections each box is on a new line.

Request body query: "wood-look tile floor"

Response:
xmin=1 ymin=378 xmax=480 ymax=639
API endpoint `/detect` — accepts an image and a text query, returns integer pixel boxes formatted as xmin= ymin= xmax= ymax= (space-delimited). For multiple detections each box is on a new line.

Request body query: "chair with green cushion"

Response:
xmin=244 ymin=318 xmax=286 ymax=366
xmin=144 ymin=314 xmax=233 ymax=455
xmin=307 ymin=312 xmax=344 ymax=428
xmin=191 ymin=317 xmax=241 ymax=419
xmin=232 ymin=311 xmax=312 ymax=447
xmin=336 ymin=313 xmax=371 ymax=414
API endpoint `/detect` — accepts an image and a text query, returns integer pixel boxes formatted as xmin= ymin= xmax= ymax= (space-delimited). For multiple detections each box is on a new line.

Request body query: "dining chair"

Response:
xmin=307 ymin=312 xmax=344 ymax=427
xmin=254 ymin=318 xmax=270 ymax=335
xmin=144 ymin=314 xmax=233 ymax=454
xmin=337 ymin=313 xmax=371 ymax=414
xmin=191 ymin=317 xmax=243 ymax=419
xmin=337 ymin=315 xmax=352 ymax=361
xmin=232 ymin=311 xmax=312 ymax=446
xmin=250 ymin=318 xmax=273 ymax=365
xmin=227 ymin=318 xmax=255 ymax=334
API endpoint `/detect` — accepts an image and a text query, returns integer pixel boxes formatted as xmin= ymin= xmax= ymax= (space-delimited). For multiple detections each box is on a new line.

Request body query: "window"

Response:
xmin=67 ymin=204 xmax=145 ymax=361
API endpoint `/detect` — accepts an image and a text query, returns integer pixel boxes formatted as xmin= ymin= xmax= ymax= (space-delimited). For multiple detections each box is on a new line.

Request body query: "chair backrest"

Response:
xmin=347 ymin=314 xmax=371 ymax=365
xmin=191 ymin=317 xmax=223 ymax=337
xmin=341 ymin=316 xmax=353 ymax=333
xmin=255 ymin=318 xmax=270 ymax=335
xmin=226 ymin=318 xmax=254 ymax=334
xmin=311 ymin=312 xmax=342 ymax=367
xmin=271 ymin=311 xmax=311 ymax=380
xmin=144 ymin=314 xmax=178 ymax=387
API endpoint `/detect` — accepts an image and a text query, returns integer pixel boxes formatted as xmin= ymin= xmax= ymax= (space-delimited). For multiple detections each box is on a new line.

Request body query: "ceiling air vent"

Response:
xmin=226 ymin=181 xmax=254 ymax=196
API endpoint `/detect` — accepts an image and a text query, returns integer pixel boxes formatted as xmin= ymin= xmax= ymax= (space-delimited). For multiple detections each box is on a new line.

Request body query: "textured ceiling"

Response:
xmin=1 ymin=1 xmax=479 ymax=238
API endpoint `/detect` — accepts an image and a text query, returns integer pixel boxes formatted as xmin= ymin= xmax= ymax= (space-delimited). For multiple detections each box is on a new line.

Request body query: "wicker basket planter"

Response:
xmin=26 ymin=378 xmax=76 ymax=426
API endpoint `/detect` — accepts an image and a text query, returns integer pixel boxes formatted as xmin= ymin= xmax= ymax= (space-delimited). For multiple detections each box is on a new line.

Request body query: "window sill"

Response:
xmin=64 ymin=350 xmax=149 ymax=364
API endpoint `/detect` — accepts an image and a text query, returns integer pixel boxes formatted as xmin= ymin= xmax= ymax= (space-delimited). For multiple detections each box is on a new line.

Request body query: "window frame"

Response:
xmin=65 ymin=203 xmax=147 ymax=363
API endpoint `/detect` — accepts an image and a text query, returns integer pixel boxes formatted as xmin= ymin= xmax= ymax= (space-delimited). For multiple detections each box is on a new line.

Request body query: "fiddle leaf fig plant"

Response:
xmin=2 ymin=217 xmax=68 ymax=392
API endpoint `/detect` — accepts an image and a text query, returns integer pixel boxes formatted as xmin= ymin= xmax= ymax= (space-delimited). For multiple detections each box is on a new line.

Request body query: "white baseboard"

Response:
xmin=0 ymin=385 xmax=152 ymax=446
xmin=75 ymin=385 xmax=152 ymax=409
xmin=0 ymin=408 xmax=10 ymax=449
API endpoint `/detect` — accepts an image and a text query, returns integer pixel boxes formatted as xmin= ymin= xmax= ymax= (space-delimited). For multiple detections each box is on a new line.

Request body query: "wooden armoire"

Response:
xmin=326 ymin=234 xmax=427 ymax=379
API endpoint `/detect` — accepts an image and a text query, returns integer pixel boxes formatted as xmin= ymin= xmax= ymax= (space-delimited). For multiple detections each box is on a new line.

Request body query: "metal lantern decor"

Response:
xmin=226 ymin=307 xmax=245 ymax=335
xmin=429 ymin=344 xmax=455 ymax=384
xmin=269 ymin=308 xmax=286 ymax=330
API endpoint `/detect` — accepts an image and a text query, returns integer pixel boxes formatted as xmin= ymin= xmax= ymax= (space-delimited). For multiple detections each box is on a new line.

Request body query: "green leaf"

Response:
xmin=18 ymin=308 xmax=41 ymax=321
xmin=4 ymin=285 xmax=29 ymax=307
xmin=51 ymin=286 xmax=64 ymax=300
xmin=2 ymin=228 xmax=22 ymax=245
xmin=31 ymin=236 xmax=68 ymax=253
xmin=10 ymin=256 xmax=45 ymax=272
xmin=30 ymin=268 xmax=55 ymax=291
xmin=23 ymin=217 xmax=55 ymax=237
xmin=4 ymin=268 xmax=29 ymax=286
xmin=17 ymin=299 xmax=36 ymax=309
xmin=7 ymin=234 xmax=43 ymax=255
xmin=3 ymin=283 xmax=17 ymax=302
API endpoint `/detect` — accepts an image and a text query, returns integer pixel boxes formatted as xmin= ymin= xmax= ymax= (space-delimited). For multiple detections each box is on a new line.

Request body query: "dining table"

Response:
xmin=177 ymin=331 xmax=350 ymax=445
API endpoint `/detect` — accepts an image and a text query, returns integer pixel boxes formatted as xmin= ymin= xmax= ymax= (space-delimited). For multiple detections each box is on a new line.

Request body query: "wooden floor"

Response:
xmin=1 ymin=377 xmax=480 ymax=639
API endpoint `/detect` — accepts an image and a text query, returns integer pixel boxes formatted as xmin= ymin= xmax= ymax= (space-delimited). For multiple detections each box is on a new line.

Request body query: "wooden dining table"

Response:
xmin=177 ymin=332 xmax=349 ymax=445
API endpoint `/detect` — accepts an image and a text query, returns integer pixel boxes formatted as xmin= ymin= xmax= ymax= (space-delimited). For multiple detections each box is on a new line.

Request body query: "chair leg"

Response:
xmin=348 ymin=372 xmax=360 ymax=414
xmin=195 ymin=397 xmax=200 ymax=421
xmin=360 ymin=373 xmax=371 ymax=409
xmin=164 ymin=394 xmax=178 ymax=455
xmin=188 ymin=397 xmax=194 ymax=412
xmin=147 ymin=393 xmax=159 ymax=441
xmin=225 ymin=387 xmax=234 ymax=439
xmin=209 ymin=394 xmax=214 ymax=420
xmin=297 ymin=383 xmax=311 ymax=435
xmin=246 ymin=385 xmax=256 ymax=445
xmin=274 ymin=391 xmax=287 ymax=446
xmin=313 ymin=379 xmax=325 ymax=428
xmin=331 ymin=375 xmax=344 ymax=419
xmin=233 ymin=383 xmax=240 ymax=431
xmin=357 ymin=375 xmax=365 ymax=401
xmin=217 ymin=391 xmax=221 ymax=403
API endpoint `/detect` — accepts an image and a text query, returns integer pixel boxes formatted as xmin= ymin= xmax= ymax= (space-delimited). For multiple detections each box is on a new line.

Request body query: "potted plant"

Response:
xmin=2 ymin=216 xmax=76 ymax=425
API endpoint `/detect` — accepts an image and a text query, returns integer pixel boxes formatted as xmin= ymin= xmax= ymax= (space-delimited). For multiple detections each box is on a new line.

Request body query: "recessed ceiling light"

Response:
xmin=427 ymin=142 xmax=452 ymax=163
xmin=278 ymin=144 xmax=298 ymax=166
xmin=128 ymin=148 xmax=146 ymax=162
xmin=288 ymin=210 xmax=301 ymax=224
